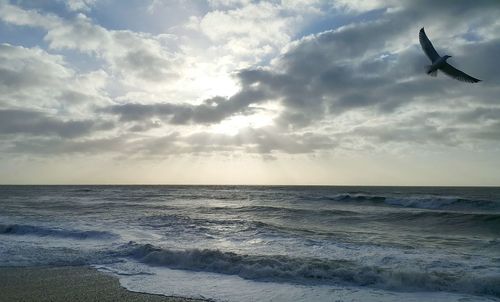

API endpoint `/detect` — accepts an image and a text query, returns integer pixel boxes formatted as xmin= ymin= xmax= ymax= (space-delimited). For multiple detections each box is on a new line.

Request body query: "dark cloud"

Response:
xmin=4 ymin=125 xmax=336 ymax=157
xmin=469 ymin=121 xmax=500 ymax=141
xmin=457 ymin=38 xmax=500 ymax=83
xmin=0 ymin=66 xmax=49 ymax=89
xmin=456 ymin=107 xmax=500 ymax=124
xmin=226 ymin=0 xmax=500 ymax=129
xmin=182 ymin=127 xmax=337 ymax=155
xmin=6 ymin=136 xmax=128 ymax=155
xmin=347 ymin=123 xmax=460 ymax=146
xmin=57 ymin=90 xmax=98 ymax=104
xmin=0 ymin=109 xmax=113 ymax=138
xmin=103 ymin=87 xmax=269 ymax=125
xmin=120 ymin=49 xmax=179 ymax=82
xmin=128 ymin=120 xmax=162 ymax=132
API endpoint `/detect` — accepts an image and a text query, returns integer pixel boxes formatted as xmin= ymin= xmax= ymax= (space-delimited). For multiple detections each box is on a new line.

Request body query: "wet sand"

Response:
xmin=0 ymin=266 xmax=205 ymax=302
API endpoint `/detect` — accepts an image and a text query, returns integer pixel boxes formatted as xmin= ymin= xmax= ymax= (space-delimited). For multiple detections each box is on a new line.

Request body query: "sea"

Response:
xmin=0 ymin=185 xmax=499 ymax=301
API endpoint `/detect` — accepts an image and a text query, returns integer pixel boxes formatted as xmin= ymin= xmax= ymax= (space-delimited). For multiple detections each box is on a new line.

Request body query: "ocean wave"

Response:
xmin=139 ymin=213 xmax=353 ymax=240
xmin=195 ymin=205 xmax=358 ymax=218
xmin=326 ymin=193 xmax=500 ymax=211
xmin=329 ymin=193 xmax=387 ymax=203
xmin=72 ymin=188 xmax=94 ymax=192
xmin=0 ymin=223 xmax=119 ymax=240
xmin=127 ymin=244 xmax=500 ymax=297
xmin=379 ymin=211 xmax=500 ymax=229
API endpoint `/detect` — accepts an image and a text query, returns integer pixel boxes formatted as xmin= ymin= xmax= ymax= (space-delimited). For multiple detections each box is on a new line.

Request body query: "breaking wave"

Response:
xmin=128 ymin=244 xmax=500 ymax=297
xmin=328 ymin=193 xmax=500 ymax=211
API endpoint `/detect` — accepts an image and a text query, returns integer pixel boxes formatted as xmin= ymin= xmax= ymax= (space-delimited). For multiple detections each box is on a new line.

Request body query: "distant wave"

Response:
xmin=140 ymin=207 xmax=500 ymax=239
xmin=194 ymin=193 xmax=500 ymax=212
xmin=326 ymin=193 xmax=500 ymax=211
xmin=139 ymin=213 xmax=357 ymax=240
xmin=128 ymin=243 xmax=500 ymax=297
xmin=380 ymin=211 xmax=500 ymax=224
xmin=0 ymin=223 xmax=118 ymax=240
xmin=195 ymin=205 xmax=358 ymax=218
xmin=72 ymin=188 xmax=94 ymax=192
xmin=377 ymin=212 xmax=500 ymax=235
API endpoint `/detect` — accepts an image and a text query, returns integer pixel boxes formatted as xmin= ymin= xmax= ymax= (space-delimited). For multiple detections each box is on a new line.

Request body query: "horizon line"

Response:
xmin=1 ymin=183 xmax=499 ymax=188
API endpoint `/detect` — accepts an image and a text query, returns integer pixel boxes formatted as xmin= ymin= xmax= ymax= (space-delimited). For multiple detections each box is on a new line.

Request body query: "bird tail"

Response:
xmin=426 ymin=65 xmax=437 ymax=77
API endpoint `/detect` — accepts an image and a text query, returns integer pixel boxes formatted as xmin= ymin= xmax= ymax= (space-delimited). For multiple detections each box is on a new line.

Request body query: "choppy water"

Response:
xmin=1 ymin=186 xmax=499 ymax=301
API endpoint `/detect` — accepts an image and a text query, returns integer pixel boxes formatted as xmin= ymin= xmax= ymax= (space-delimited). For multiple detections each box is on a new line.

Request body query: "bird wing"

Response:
xmin=440 ymin=62 xmax=481 ymax=83
xmin=419 ymin=28 xmax=440 ymax=62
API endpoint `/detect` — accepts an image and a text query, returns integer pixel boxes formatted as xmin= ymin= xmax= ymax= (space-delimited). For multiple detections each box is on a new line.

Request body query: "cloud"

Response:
xmin=181 ymin=126 xmax=337 ymax=155
xmin=103 ymin=85 xmax=270 ymax=125
xmin=5 ymin=135 xmax=127 ymax=155
xmin=469 ymin=121 xmax=500 ymax=141
xmin=1 ymin=0 xmax=500 ymax=163
xmin=199 ymin=2 xmax=294 ymax=58
xmin=206 ymin=0 xmax=500 ymax=133
xmin=182 ymin=0 xmax=324 ymax=69
xmin=0 ymin=1 xmax=60 ymax=28
xmin=0 ymin=43 xmax=109 ymax=110
xmin=0 ymin=43 xmax=70 ymax=89
xmin=99 ymin=0 xmax=500 ymax=157
xmin=333 ymin=0 xmax=394 ymax=12
xmin=46 ymin=15 xmax=181 ymax=85
xmin=0 ymin=2 xmax=181 ymax=86
xmin=0 ymin=109 xmax=113 ymax=138
xmin=64 ymin=0 xmax=96 ymax=12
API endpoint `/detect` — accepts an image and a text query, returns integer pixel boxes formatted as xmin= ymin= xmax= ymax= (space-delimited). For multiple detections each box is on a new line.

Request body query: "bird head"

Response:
xmin=443 ymin=55 xmax=452 ymax=60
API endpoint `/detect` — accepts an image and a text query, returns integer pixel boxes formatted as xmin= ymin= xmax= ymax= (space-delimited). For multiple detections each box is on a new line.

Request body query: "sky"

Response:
xmin=0 ymin=0 xmax=500 ymax=185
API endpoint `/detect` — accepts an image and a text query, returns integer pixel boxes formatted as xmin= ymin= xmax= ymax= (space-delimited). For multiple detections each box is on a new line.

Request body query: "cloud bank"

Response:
xmin=1 ymin=0 xmax=499 ymax=184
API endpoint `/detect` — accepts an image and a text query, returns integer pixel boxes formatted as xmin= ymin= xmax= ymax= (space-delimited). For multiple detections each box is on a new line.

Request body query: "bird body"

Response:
xmin=419 ymin=28 xmax=481 ymax=83
xmin=427 ymin=55 xmax=451 ymax=76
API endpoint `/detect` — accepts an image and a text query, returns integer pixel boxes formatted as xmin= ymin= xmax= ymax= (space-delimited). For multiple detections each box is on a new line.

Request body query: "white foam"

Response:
xmin=106 ymin=261 xmax=496 ymax=302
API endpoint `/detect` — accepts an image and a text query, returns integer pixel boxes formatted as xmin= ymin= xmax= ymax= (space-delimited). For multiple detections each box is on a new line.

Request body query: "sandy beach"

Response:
xmin=0 ymin=266 xmax=203 ymax=302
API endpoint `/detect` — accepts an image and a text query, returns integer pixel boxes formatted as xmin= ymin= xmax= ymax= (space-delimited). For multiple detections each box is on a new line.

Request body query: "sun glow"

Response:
xmin=182 ymin=59 xmax=241 ymax=99
xmin=211 ymin=113 xmax=274 ymax=135
xmin=195 ymin=74 xmax=240 ymax=98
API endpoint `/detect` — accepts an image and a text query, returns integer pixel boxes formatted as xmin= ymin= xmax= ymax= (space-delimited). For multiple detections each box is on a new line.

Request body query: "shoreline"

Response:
xmin=0 ymin=266 xmax=206 ymax=302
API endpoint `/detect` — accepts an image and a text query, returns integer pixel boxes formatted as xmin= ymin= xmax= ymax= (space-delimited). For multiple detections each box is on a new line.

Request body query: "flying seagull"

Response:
xmin=419 ymin=27 xmax=481 ymax=83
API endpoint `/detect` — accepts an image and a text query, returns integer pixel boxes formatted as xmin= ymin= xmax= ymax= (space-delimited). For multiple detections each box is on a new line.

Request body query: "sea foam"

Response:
xmin=127 ymin=243 xmax=500 ymax=297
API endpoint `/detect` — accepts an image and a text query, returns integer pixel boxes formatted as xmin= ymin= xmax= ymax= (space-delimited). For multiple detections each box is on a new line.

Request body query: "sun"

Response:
xmin=197 ymin=74 xmax=240 ymax=98
xmin=210 ymin=102 xmax=282 ymax=135
xmin=185 ymin=60 xmax=241 ymax=99
xmin=211 ymin=113 xmax=274 ymax=135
